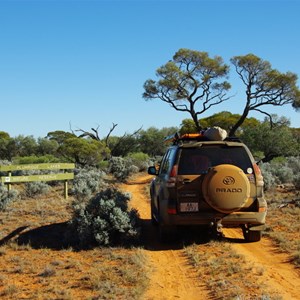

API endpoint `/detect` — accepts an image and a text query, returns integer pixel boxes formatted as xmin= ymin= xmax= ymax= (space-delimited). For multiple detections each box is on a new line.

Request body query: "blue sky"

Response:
xmin=0 ymin=0 xmax=299 ymax=138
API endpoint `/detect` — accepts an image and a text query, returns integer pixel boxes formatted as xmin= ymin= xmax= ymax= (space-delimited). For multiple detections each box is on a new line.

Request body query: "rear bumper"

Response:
xmin=162 ymin=211 xmax=267 ymax=227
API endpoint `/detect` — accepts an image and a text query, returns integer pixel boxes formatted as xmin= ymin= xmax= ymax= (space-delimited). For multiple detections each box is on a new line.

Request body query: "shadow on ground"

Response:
xmin=7 ymin=218 xmax=245 ymax=251
xmin=140 ymin=219 xmax=227 ymax=251
xmin=0 ymin=226 xmax=29 ymax=247
xmin=16 ymin=222 xmax=79 ymax=250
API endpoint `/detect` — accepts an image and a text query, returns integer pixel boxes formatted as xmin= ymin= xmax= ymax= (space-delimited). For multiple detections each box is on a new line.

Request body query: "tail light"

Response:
xmin=167 ymin=208 xmax=177 ymax=214
xmin=258 ymin=206 xmax=267 ymax=212
xmin=253 ymin=163 xmax=267 ymax=212
xmin=253 ymin=163 xmax=262 ymax=176
xmin=166 ymin=165 xmax=178 ymax=188
xmin=253 ymin=163 xmax=264 ymax=186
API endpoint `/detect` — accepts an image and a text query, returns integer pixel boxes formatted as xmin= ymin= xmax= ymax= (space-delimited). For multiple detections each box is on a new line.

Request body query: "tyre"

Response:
xmin=242 ymin=226 xmax=262 ymax=242
xmin=151 ymin=213 xmax=159 ymax=226
xmin=150 ymin=186 xmax=159 ymax=226
xmin=150 ymin=200 xmax=159 ymax=226
xmin=202 ymin=164 xmax=250 ymax=213
xmin=158 ymin=224 xmax=176 ymax=243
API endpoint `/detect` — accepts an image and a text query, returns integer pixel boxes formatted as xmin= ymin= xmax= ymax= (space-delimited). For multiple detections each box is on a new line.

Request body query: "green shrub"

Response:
xmin=13 ymin=155 xmax=60 ymax=164
xmin=0 ymin=160 xmax=11 ymax=178
xmin=126 ymin=152 xmax=150 ymax=172
xmin=97 ymin=160 xmax=109 ymax=171
xmin=71 ymin=187 xmax=140 ymax=246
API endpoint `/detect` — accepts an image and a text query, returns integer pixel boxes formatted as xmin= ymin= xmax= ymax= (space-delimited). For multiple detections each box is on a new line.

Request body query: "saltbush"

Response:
xmin=71 ymin=187 xmax=140 ymax=246
xmin=286 ymin=156 xmax=300 ymax=174
xmin=261 ymin=156 xmax=300 ymax=190
xmin=72 ymin=167 xmax=106 ymax=201
xmin=293 ymin=174 xmax=300 ymax=189
xmin=0 ymin=160 xmax=11 ymax=167
xmin=274 ymin=165 xmax=294 ymax=184
xmin=108 ymin=157 xmax=132 ymax=182
xmin=0 ymin=160 xmax=11 ymax=177
xmin=0 ymin=184 xmax=19 ymax=210
xmin=260 ymin=166 xmax=276 ymax=191
xmin=25 ymin=181 xmax=50 ymax=198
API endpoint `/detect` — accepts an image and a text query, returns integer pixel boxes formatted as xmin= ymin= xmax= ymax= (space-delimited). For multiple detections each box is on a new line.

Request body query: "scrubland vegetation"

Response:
xmin=2 ymin=120 xmax=299 ymax=218
xmin=184 ymin=242 xmax=281 ymax=300
xmin=0 ymin=113 xmax=299 ymax=299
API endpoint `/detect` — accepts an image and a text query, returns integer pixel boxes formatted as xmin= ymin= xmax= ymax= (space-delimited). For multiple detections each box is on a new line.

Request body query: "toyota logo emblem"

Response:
xmin=223 ymin=176 xmax=235 ymax=185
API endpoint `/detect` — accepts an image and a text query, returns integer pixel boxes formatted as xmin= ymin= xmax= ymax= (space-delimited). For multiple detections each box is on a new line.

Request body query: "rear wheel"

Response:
xmin=242 ymin=226 xmax=262 ymax=242
xmin=150 ymin=201 xmax=159 ymax=226
xmin=158 ymin=225 xmax=176 ymax=243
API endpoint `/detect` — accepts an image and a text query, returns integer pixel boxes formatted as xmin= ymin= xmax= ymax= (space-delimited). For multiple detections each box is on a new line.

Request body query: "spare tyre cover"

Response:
xmin=202 ymin=164 xmax=250 ymax=213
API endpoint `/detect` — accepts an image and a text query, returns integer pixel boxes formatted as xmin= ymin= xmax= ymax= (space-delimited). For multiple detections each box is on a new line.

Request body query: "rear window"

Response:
xmin=178 ymin=146 xmax=252 ymax=175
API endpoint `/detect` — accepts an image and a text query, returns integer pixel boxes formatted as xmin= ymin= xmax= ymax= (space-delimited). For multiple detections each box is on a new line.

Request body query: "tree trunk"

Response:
xmin=191 ymin=112 xmax=201 ymax=132
xmin=229 ymin=107 xmax=249 ymax=136
xmin=261 ymin=153 xmax=278 ymax=163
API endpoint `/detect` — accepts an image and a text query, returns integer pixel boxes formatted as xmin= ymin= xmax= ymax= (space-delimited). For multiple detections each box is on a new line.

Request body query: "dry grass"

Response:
xmin=0 ymin=179 xmax=299 ymax=299
xmin=0 ymin=184 xmax=148 ymax=300
xmin=0 ymin=239 xmax=148 ymax=300
xmin=182 ymin=185 xmax=300 ymax=299
xmin=264 ymin=187 xmax=300 ymax=267
xmin=184 ymin=241 xmax=281 ymax=300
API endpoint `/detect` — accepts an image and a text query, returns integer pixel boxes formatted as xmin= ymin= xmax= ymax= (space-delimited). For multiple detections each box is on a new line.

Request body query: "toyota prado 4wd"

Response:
xmin=147 ymin=127 xmax=267 ymax=242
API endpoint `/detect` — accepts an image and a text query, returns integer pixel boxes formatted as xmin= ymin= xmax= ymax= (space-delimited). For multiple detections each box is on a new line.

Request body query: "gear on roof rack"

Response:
xmin=164 ymin=132 xmax=208 ymax=145
xmin=164 ymin=126 xmax=241 ymax=145
xmin=164 ymin=127 xmax=231 ymax=144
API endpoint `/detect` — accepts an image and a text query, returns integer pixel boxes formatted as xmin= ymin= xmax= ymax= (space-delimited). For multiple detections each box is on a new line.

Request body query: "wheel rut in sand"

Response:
xmin=121 ymin=174 xmax=210 ymax=300
xmin=121 ymin=173 xmax=300 ymax=300
xmin=224 ymin=228 xmax=300 ymax=300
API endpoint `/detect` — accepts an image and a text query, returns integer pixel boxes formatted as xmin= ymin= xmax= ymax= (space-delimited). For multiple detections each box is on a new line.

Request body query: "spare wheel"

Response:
xmin=202 ymin=164 xmax=250 ymax=213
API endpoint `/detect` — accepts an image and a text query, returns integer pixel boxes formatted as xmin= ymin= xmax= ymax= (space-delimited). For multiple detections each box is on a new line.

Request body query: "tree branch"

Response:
xmin=252 ymin=108 xmax=275 ymax=128
xmin=105 ymin=123 xmax=118 ymax=147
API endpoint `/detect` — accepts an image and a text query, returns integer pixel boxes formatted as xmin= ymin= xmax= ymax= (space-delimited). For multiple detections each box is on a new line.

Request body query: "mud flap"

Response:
xmin=158 ymin=225 xmax=176 ymax=243
xmin=242 ymin=225 xmax=263 ymax=242
xmin=248 ymin=225 xmax=266 ymax=231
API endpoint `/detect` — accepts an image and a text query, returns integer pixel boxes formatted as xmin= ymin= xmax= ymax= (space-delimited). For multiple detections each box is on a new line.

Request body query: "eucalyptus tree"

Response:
xmin=179 ymin=112 xmax=260 ymax=135
xmin=58 ymin=137 xmax=110 ymax=167
xmin=137 ymin=126 xmax=178 ymax=156
xmin=143 ymin=48 xmax=231 ymax=131
xmin=241 ymin=116 xmax=298 ymax=162
xmin=230 ymin=54 xmax=300 ymax=136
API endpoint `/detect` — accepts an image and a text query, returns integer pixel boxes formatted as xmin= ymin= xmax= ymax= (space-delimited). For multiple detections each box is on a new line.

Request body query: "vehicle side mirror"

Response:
xmin=148 ymin=166 xmax=158 ymax=175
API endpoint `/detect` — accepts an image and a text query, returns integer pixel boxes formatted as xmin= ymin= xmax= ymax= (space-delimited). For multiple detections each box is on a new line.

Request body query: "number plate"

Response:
xmin=180 ymin=202 xmax=199 ymax=212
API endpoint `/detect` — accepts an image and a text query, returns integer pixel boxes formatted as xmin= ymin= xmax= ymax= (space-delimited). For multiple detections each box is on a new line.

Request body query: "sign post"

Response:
xmin=0 ymin=163 xmax=75 ymax=199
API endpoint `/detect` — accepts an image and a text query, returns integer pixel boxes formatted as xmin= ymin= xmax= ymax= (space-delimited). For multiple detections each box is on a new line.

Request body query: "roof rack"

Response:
xmin=164 ymin=132 xmax=208 ymax=145
xmin=164 ymin=132 xmax=243 ymax=145
xmin=224 ymin=136 xmax=243 ymax=143
xmin=163 ymin=132 xmax=180 ymax=143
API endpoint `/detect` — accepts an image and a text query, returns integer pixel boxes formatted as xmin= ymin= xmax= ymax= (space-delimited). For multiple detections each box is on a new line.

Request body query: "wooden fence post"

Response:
xmin=64 ymin=180 xmax=68 ymax=199
xmin=7 ymin=171 xmax=11 ymax=191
